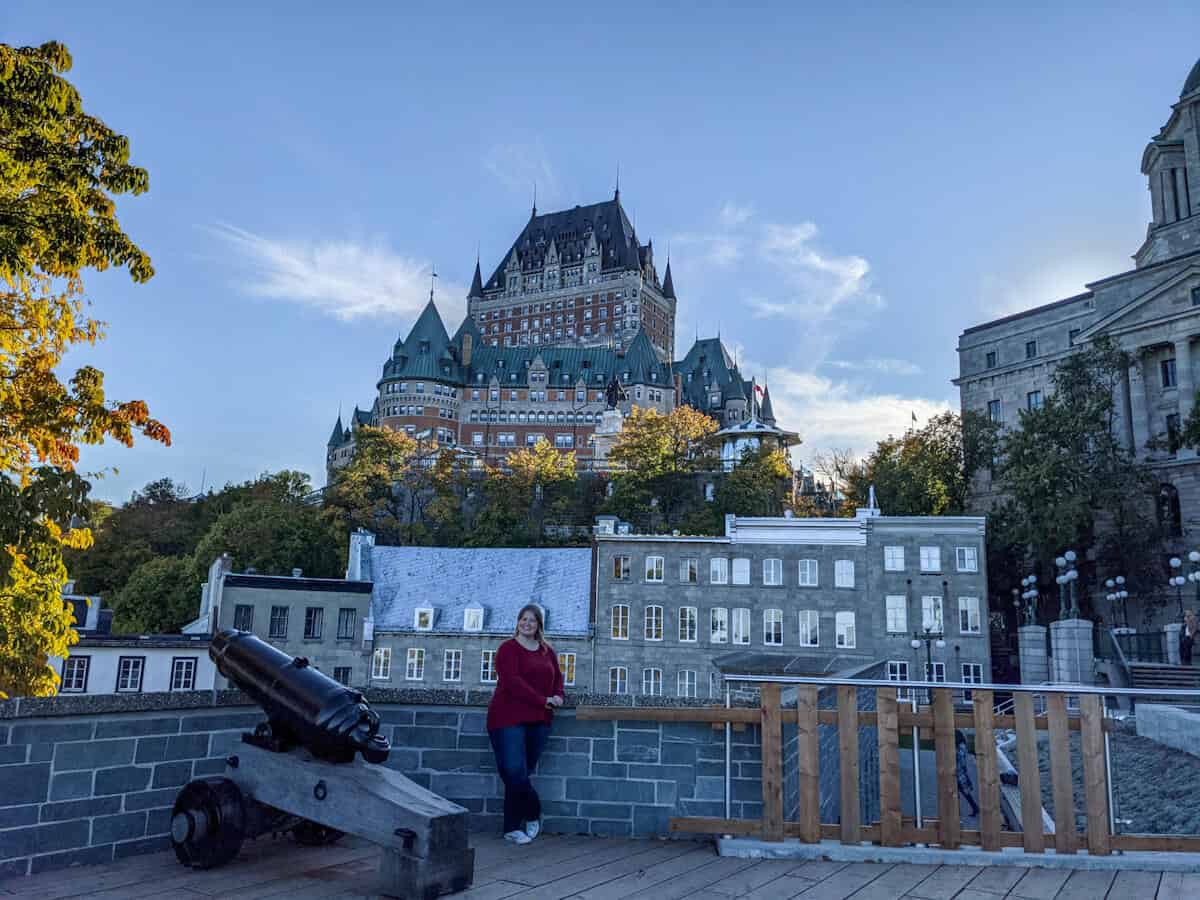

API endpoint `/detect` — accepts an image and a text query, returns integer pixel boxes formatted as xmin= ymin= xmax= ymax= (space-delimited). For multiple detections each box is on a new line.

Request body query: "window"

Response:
xmin=116 ymin=657 xmax=144 ymax=693
xmin=443 ymin=649 xmax=462 ymax=682
xmin=798 ymin=559 xmax=818 ymax=587
xmin=1168 ymin=413 xmax=1182 ymax=450
xmin=233 ymin=605 xmax=254 ymax=631
xmin=1163 ymin=357 xmax=1178 ymax=388
xmin=679 ymin=558 xmax=699 ymax=583
xmin=61 ymin=656 xmax=89 ymax=693
xmin=798 ymin=610 xmax=819 ymax=647
xmin=1024 ymin=340 xmax=1037 ymax=359
xmin=985 ymin=350 xmax=997 ymax=369
xmin=885 ymin=595 xmax=907 ymax=633
xmin=558 ymin=652 xmax=576 ymax=686
xmin=763 ymin=558 xmax=783 ymax=586
xmin=612 ymin=555 xmax=630 ymax=580
xmin=926 ymin=661 xmax=946 ymax=684
xmin=732 ymin=558 xmax=750 ymax=585
xmin=962 ymin=663 xmax=983 ymax=701
xmin=414 ymin=608 xmax=434 ymax=630
xmin=1193 ymin=286 xmax=1200 ymax=307
xmin=922 ymin=596 xmax=944 ymax=634
xmin=405 ymin=648 xmax=425 ymax=680
xmin=1069 ymin=328 xmax=1080 ymax=346
xmin=645 ymin=605 xmax=664 ymax=641
xmin=645 ymin=556 xmax=664 ymax=582
xmin=678 ymin=670 xmax=697 ymax=699
xmin=884 ymin=546 xmax=904 ymax=572
xmin=473 ymin=649 xmax=495 ymax=683
xmin=834 ymin=560 xmax=855 ymax=588
xmin=710 ymin=558 xmax=729 ymax=584
xmin=959 ymin=597 xmax=982 ymax=634
xmin=956 ymin=547 xmax=979 ymax=573
xmin=679 ymin=607 xmax=697 ymax=642
xmin=835 ymin=612 xmax=856 ymax=649
xmin=611 ymin=605 xmax=629 ymax=640
xmin=609 ymin=667 xmax=627 ymax=694
xmin=642 ymin=668 xmax=662 ymax=696
xmin=1027 ymin=390 xmax=1043 ymax=411
xmin=336 ymin=608 xmax=356 ymax=640
xmin=987 ymin=399 xmax=1001 ymax=422
xmin=304 ymin=607 xmax=324 ymax=640
xmin=333 ymin=666 xmax=352 ymax=686
xmin=919 ymin=546 xmax=941 ymax=573
xmin=555 ymin=433 xmax=573 ymax=448
xmin=170 ymin=657 xmax=197 ymax=691
xmin=710 ymin=608 xmax=728 ymax=643
xmin=764 ymin=609 xmax=783 ymax=645
xmin=887 ymin=660 xmax=911 ymax=700
xmin=464 ymin=608 xmax=483 ymax=632
xmin=732 ymin=609 xmax=751 ymax=645
xmin=372 ymin=648 xmax=391 ymax=680
xmin=269 ymin=605 xmax=289 ymax=639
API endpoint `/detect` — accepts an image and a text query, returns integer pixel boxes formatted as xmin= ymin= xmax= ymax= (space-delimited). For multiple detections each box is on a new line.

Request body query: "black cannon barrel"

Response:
xmin=210 ymin=630 xmax=390 ymax=764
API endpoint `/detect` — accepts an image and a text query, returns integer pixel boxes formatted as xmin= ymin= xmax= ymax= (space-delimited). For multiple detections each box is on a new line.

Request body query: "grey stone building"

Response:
xmin=348 ymin=531 xmax=593 ymax=693
xmin=592 ymin=507 xmax=991 ymax=697
xmin=956 ymin=56 xmax=1200 ymax=539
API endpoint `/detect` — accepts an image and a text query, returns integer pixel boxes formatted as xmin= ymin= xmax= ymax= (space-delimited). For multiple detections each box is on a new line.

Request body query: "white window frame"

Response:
xmin=644 ymin=605 xmax=664 ymax=641
xmin=962 ymin=662 xmax=983 ymax=700
xmin=732 ymin=608 xmax=751 ymax=645
xmin=443 ymin=649 xmax=462 ymax=682
xmin=732 ymin=558 xmax=750 ymax=585
xmin=116 ymin=657 xmax=144 ymax=693
xmin=956 ymin=547 xmax=979 ymax=573
xmin=304 ymin=606 xmax=324 ymax=640
xmin=464 ymin=608 xmax=483 ymax=632
xmin=61 ymin=656 xmax=89 ymax=693
xmin=480 ymin=650 xmax=497 ymax=683
xmin=835 ymin=612 xmax=856 ymax=649
xmin=919 ymin=546 xmax=941 ymax=573
xmin=414 ymin=607 xmax=435 ymax=631
xmin=611 ymin=604 xmax=629 ymax=640
xmin=885 ymin=595 xmax=908 ymax=634
xmin=834 ymin=559 xmax=855 ymax=588
xmin=558 ymin=652 xmax=576 ymax=686
xmin=679 ymin=607 xmax=698 ymax=642
xmin=609 ymin=666 xmax=627 ymax=694
xmin=926 ymin=661 xmax=946 ymax=683
xmin=887 ymin=660 xmax=910 ymax=700
xmin=678 ymin=670 xmax=697 ymax=699
xmin=405 ymin=648 xmax=426 ymax=681
xmin=645 ymin=555 xmax=665 ymax=583
xmin=763 ymin=609 xmax=783 ymax=645
xmin=372 ymin=647 xmax=391 ymax=680
xmin=710 ymin=558 xmax=729 ymax=584
xmin=710 ymin=607 xmax=729 ymax=644
xmin=642 ymin=668 xmax=663 ymax=696
xmin=679 ymin=558 xmax=699 ymax=584
xmin=170 ymin=657 xmax=197 ymax=692
xmin=613 ymin=555 xmax=631 ymax=580
xmin=884 ymin=546 xmax=905 ymax=572
xmin=922 ymin=596 xmax=945 ymax=634
xmin=959 ymin=597 xmax=982 ymax=634
xmin=763 ymin=558 xmax=783 ymax=586
xmin=798 ymin=610 xmax=819 ymax=647
xmin=798 ymin=559 xmax=818 ymax=587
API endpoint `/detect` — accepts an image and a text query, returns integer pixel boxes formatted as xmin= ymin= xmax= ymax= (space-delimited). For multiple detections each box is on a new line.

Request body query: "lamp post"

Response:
xmin=1055 ymin=551 xmax=1080 ymax=620
xmin=1170 ymin=556 xmax=1186 ymax=622
xmin=1011 ymin=588 xmax=1021 ymax=636
xmin=911 ymin=628 xmax=946 ymax=704
xmin=1105 ymin=576 xmax=1129 ymax=630
xmin=1020 ymin=574 xmax=1040 ymax=626
xmin=1187 ymin=551 xmax=1200 ymax=620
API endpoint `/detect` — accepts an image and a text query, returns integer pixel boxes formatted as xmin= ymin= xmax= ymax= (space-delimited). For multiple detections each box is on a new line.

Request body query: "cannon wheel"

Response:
xmin=171 ymin=777 xmax=247 ymax=869
xmin=291 ymin=819 xmax=345 ymax=846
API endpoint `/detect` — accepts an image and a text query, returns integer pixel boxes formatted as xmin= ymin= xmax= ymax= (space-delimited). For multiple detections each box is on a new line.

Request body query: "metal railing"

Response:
xmin=1114 ymin=630 xmax=1168 ymax=664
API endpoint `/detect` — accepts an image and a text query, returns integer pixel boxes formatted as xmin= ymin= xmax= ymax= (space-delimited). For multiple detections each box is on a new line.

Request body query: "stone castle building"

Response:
xmin=956 ymin=56 xmax=1200 ymax=536
xmin=327 ymin=191 xmax=786 ymax=476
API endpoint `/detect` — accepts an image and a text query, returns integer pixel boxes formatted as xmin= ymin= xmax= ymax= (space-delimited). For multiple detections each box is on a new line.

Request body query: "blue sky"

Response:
xmin=5 ymin=2 xmax=1199 ymax=503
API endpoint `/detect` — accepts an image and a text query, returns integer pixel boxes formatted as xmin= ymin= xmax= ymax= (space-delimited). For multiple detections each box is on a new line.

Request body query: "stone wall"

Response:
xmin=1135 ymin=703 xmax=1200 ymax=758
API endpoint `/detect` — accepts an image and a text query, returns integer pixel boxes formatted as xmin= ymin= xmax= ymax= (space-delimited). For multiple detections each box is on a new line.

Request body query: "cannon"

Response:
xmin=170 ymin=630 xmax=474 ymax=898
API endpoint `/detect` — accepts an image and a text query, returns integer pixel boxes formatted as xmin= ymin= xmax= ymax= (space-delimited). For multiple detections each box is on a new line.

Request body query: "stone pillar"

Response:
xmin=1049 ymin=618 xmax=1095 ymax=685
xmin=1177 ymin=338 xmax=1195 ymax=459
xmin=1119 ymin=363 xmax=1136 ymax=453
xmin=1018 ymin=625 xmax=1049 ymax=685
xmin=1130 ymin=350 xmax=1153 ymax=454
xmin=1167 ymin=622 xmax=1183 ymax=666
xmin=590 ymin=409 xmax=624 ymax=469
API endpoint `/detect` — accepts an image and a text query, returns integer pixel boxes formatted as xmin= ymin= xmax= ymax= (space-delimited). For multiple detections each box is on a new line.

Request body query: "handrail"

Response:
xmin=1108 ymin=626 xmax=1134 ymax=684
xmin=720 ymin=672 xmax=1200 ymax=698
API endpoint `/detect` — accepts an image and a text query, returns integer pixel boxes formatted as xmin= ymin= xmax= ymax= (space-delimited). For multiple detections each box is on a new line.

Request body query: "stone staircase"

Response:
xmin=1127 ymin=662 xmax=1200 ymax=700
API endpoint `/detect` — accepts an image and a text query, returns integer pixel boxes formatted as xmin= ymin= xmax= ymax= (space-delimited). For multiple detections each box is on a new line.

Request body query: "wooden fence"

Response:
xmin=579 ymin=679 xmax=1200 ymax=855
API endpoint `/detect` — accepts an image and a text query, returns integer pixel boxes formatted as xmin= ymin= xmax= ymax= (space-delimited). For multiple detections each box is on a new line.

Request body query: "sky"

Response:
xmin=5 ymin=2 xmax=1199 ymax=504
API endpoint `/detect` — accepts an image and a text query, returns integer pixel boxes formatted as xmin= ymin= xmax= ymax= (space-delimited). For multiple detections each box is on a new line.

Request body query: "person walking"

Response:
xmin=1182 ymin=610 xmax=1198 ymax=666
xmin=487 ymin=604 xmax=564 ymax=845
xmin=955 ymin=730 xmax=980 ymax=818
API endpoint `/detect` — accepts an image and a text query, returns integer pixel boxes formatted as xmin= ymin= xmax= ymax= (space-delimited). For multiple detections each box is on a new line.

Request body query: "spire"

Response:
xmin=614 ymin=164 xmax=620 ymax=202
xmin=468 ymin=256 xmax=484 ymax=299
xmin=327 ymin=411 xmax=344 ymax=447
xmin=662 ymin=259 xmax=676 ymax=299
xmin=760 ymin=386 xmax=776 ymax=424
xmin=532 ymin=182 xmax=537 ymax=218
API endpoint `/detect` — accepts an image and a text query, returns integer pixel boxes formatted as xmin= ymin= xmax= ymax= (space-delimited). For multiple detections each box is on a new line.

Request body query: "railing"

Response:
xmin=1115 ymin=630 xmax=1167 ymax=663
xmin=580 ymin=676 xmax=1200 ymax=856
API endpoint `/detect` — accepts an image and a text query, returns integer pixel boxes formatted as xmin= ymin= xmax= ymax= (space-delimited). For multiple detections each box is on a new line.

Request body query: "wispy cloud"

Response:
xmin=671 ymin=232 xmax=743 ymax=267
xmin=751 ymin=223 xmax=878 ymax=320
xmin=211 ymin=224 xmax=467 ymax=323
xmin=719 ymin=201 xmax=753 ymax=227
xmin=826 ymin=358 xmax=922 ymax=376
xmin=483 ymin=141 xmax=561 ymax=207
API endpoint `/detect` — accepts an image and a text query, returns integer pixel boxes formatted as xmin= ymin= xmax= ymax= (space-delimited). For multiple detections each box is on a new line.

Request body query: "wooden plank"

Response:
xmin=971 ymin=688 xmax=1001 ymax=851
xmin=1013 ymin=692 xmax=1045 ymax=854
xmin=1055 ymin=869 xmax=1115 ymax=899
xmin=760 ymin=682 xmax=784 ymax=841
xmin=1157 ymin=872 xmax=1200 ymax=899
xmin=795 ymin=685 xmax=821 ymax=844
xmin=669 ymin=817 xmax=759 ymax=835
xmin=1079 ymin=694 xmax=1111 ymax=856
xmin=876 ymin=687 xmax=903 ymax=847
xmin=1111 ymin=871 xmax=1164 ymax=897
xmin=1111 ymin=833 xmax=1200 ymax=852
xmin=567 ymin=845 xmax=717 ymax=900
xmin=932 ymin=687 xmax=960 ymax=850
xmin=837 ymin=685 xmax=861 ymax=845
xmin=622 ymin=855 xmax=759 ymax=900
xmin=904 ymin=864 xmax=982 ymax=898
xmin=1046 ymin=691 xmax=1076 ymax=855
xmin=1010 ymin=867 xmax=1071 ymax=899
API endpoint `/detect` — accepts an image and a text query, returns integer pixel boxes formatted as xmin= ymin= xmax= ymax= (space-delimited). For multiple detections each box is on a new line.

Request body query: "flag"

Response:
xmin=754 ymin=384 xmax=765 ymax=397
xmin=911 ymin=411 xmax=918 ymax=425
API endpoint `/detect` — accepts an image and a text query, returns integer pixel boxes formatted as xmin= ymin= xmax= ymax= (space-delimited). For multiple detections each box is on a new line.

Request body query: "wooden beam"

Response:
xmin=933 ymin=688 xmax=960 ymax=850
xmin=1013 ymin=692 xmax=1045 ymax=854
xmin=668 ymin=817 xmax=760 ymax=836
xmin=1079 ymin=694 xmax=1111 ymax=856
xmin=876 ymin=687 xmax=903 ymax=847
xmin=1046 ymin=692 xmax=1075 ymax=855
xmin=1111 ymin=834 xmax=1200 ymax=852
xmin=971 ymin=689 xmax=1001 ymax=851
xmin=837 ymin=685 xmax=860 ymax=846
xmin=795 ymin=685 xmax=820 ymax=844
xmin=760 ymin=682 xmax=784 ymax=842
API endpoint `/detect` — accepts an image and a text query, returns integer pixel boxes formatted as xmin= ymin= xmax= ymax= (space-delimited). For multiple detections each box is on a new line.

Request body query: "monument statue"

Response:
xmin=604 ymin=375 xmax=627 ymax=410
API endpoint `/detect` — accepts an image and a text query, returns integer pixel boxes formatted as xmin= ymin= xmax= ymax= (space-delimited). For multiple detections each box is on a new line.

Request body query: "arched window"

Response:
xmin=1160 ymin=483 xmax=1183 ymax=537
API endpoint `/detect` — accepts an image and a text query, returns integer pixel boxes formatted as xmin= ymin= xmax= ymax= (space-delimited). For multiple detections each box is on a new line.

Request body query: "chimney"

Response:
xmin=462 ymin=332 xmax=473 ymax=366
xmin=292 ymin=568 xmax=303 ymax=578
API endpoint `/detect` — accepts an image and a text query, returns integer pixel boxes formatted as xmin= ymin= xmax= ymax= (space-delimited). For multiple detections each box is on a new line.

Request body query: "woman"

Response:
xmin=486 ymin=604 xmax=564 ymax=845
xmin=1183 ymin=610 xmax=1198 ymax=666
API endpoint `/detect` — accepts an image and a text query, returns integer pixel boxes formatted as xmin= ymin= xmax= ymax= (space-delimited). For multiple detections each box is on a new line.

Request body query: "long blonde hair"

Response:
xmin=514 ymin=604 xmax=550 ymax=648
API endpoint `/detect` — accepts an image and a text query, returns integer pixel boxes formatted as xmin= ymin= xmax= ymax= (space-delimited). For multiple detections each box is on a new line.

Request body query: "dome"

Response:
xmin=1184 ymin=57 xmax=1200 ymax=97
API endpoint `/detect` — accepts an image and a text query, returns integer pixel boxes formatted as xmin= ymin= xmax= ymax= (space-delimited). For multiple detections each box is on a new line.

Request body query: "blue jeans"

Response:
xmin=489 ymin=723 xmax=550 ymax=833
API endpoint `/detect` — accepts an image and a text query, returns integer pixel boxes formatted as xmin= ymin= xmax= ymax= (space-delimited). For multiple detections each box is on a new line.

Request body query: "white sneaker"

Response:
xmin=524 ymin=819 xmax=542 ymax=840
xmin=504 ymin=830 xmax=532 ymax=845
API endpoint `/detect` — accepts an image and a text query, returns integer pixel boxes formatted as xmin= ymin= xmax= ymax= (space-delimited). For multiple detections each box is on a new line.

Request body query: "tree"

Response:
xmin=110 ymin=556 xmax=194 ymax=636
xmin=0 ymin=42 xmax=168 ymax=697
xmin=323 ymin=426 xmax=419 ymax=546
xmin=470 ymin=440 xmax=576 ymax=547
xmin=715 ymin=446 xmax=793 ymax=518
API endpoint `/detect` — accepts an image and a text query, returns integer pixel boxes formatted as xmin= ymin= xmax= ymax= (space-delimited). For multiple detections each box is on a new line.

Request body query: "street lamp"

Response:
xmin=1170 ymin=556 xmax=1186 ymax=622
xmin=1020 ymin=574 xmax=1040 ymax=626
xmin=1055 ymin=551 xmax=1080 ymax=620
xmin=1105 ymin=576 xmax=1129 ymax=629
xmin=911 ymin=628 xmax=946 ymax=704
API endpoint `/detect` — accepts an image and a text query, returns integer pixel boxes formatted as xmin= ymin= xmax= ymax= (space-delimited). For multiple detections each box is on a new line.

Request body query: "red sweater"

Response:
xmin=486 ymin=639 xmax=564 ymax=732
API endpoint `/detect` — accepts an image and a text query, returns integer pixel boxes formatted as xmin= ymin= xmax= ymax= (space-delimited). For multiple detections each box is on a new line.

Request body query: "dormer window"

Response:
xmin=419 ymin=340 xmax=430 ymax=355
xmin=464 ymin=608 xmax=483 ymax=632
xmin=414 ymin=608 xmax=435 ymax=631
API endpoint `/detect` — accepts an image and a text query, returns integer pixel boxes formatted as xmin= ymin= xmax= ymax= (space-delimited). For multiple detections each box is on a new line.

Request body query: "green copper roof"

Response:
xmin=326 ymin=414 xmax=344 ymax=447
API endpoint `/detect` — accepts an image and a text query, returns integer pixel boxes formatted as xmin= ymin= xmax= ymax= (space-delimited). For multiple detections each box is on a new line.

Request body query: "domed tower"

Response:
xmin=376 ymin=298 xmax=464 ymax=446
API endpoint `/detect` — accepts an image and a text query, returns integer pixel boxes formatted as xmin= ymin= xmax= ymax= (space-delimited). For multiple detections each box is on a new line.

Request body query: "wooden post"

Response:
xmin=837 ymin=685 xmax=860 ymax=845
xmin=971 ymin=689 xmax=1000 ymax=851
xmin=796 ymin=685 xmax=820 ymax=843
xmin=1013 ymin=692 xmax=1045 ymax=853
xmin=760 ymin=682 xmax=784 ymax=841
xmin=932 ymin=688 xmax=960 ymax=849
xmin=1080 ymin=694 xmax=1111 ymax=856
xmin=1046 ymin=692 xmax=1075 ymax=855
xmin=876 ymin=687 xmax=902 ymax=847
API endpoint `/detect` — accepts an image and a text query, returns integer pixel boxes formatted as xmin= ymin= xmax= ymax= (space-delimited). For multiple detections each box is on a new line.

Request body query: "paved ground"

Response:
xmin=1 ymin=832 xmax=1198 ymax=899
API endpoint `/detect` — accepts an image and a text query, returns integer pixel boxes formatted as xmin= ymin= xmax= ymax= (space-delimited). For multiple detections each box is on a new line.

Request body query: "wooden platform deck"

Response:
xmin=1 ymin=832 xmax=1198 ymax=899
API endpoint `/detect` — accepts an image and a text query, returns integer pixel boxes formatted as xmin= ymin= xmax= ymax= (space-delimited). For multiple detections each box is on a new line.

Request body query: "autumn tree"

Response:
xmin=323 ymin=426 xmax=420 ymax=546
xmin=470 ymin=440 xmax=577 ymax=547
xmin=0 ymin=43 xmax=168 ymax=697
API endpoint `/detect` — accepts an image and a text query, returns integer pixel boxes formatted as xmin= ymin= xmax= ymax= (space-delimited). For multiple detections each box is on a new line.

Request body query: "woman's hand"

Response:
xmin=546 ymin=695 xmax=564 ymax=708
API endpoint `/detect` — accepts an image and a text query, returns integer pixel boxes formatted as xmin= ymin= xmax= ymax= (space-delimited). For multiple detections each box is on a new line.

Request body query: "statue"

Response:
xmin=604 ymin=375 xmax=627 ymax=410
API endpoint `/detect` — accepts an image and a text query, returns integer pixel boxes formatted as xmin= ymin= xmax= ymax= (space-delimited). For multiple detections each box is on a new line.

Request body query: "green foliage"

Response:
xmin=110 ymin=556 xmax=193 ymax=636
xmin=714 ymin=446 xmax=793 ymax=519
xmin=469 ymin=441 xmax=577 ymax=547
xmin=322 ymin=426 xmax=420 ymax=546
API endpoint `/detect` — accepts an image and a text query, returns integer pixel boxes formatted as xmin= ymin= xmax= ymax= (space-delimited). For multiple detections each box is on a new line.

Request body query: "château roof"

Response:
xmin=673 ymin=337 xmax=751 ymax=412
xmin=327 ymin=415 xmax=344 ymax=447
xmin=1184 ymin=57 xmax=1200 ymax=97
xmin=662 ymin=260 xmax=676 ymax=299
xmin=468 ymin=259 xmax=484 ymax=299
xmin=384 ymin=298 xmax=456 ymax=380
